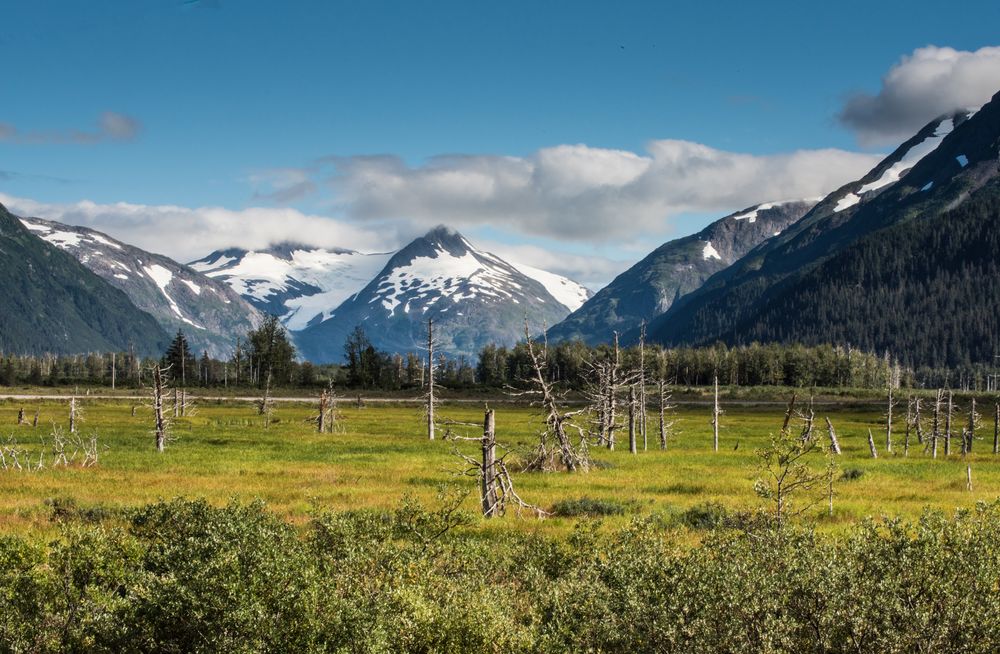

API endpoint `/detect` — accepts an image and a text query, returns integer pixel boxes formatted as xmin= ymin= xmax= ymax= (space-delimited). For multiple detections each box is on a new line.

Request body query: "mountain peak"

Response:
xmin=422 ymin=224 xmax=469 ymax=247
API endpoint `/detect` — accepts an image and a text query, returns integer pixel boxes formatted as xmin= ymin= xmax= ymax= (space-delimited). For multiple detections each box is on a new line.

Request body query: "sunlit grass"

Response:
xmin=0 ymin=394 xmax=996 ymax=539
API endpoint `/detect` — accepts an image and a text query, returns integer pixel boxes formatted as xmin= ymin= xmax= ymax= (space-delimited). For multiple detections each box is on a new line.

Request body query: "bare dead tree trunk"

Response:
xmin=259 ymin=369 xmax=273 ymax=423
xmin=181 ymin=389 xmax=187 ymax=418
xmin=111 ymin=352 xmax=116 ymax=391
xmin=867 ymin=428 xmax=878 ymax=458
xmin=173 ymin=388 xmax=180 ymax=418
xmin=607 ymin=332 xmax=620 ymax=451
xmin=967 ymin=398 xmax=977 ymax=454
xmin=904 ymin=395 xmax=912 ymax=457
xmin=994 ymin=403 xmax=999 ymax=455
xmin=427 ymin=318 xmax=436 ymax=441
xmin=712 ymin=375 xmax=720 ymax=452
xmin=638 ymin=323 xmax=647 ymax=451
xmin=658 ymin=378 xmax=667 ymax=450
xmin=914 ymin=397 xmax=924 ymax=445
xmin=17 ymin=408 xmax=24 ymax=426
xmin=69 ymin=397 xmax=77 ymax=434
xmin=153 ymin=365 xmax=167 ymax=452
xmin=318 ymin=390 xmax=328 ymax=433
xmin=32 ymin=409 xmax=39 ymax=428
xmin=966 ymin=463 xmax=973 ymax=492
xmin=628 ymin=384 xmax=637 ymax=454
xmin=482 ymin=409 xmax=498 ymax=517
xmin=825 ymin=417 xmax=842 ymax=455
xmin=522 ymin=322 xmax=585 ymax=473
xmin=885 ymin=387 xmax=893 ymax=453
xmin=944 ymin=390 xmax=953 ymax=456
xmin=932 ymin=389 xmax=942 ymax=459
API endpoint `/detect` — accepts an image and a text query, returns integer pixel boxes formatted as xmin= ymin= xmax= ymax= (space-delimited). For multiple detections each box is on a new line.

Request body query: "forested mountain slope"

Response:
xmin=0 ymin=203 xmax=169 ymax=356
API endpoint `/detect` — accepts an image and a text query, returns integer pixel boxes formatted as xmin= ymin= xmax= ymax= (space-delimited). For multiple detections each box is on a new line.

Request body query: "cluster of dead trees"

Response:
xmin=584 ymin=327 xmax=678 ymax=455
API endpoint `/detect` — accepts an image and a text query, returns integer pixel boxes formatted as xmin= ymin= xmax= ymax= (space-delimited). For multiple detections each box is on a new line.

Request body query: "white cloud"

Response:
xmin=326 ymin=141 xmax=879 ymax=241
xmin=0 ymin=193 xmax=394 ymax=263
xmin=839 ymin=45 xmax=1000 ymax=146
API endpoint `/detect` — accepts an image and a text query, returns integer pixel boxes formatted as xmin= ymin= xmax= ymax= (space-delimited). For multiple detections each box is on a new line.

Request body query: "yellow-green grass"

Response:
xmin=0 ymin=396 xmax=996 ymax=539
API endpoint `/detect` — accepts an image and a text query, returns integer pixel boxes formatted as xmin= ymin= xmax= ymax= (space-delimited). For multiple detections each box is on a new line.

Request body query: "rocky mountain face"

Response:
xmin=0 ymin=203 xmax=169 ymax=356
xmin=293 ymin=227 xmax=590 ymax=361
xmin=647 ymin=92 xmax=1000 ymax=367
xmin=18 ymin=215 xmax=261 ymax=358
xmin=546 ymin=200 xmax=815 ymax=345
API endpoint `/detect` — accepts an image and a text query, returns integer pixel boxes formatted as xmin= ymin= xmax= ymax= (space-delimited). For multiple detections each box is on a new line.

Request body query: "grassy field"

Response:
xmin=0 ymin=393 xmax=997 ymax=538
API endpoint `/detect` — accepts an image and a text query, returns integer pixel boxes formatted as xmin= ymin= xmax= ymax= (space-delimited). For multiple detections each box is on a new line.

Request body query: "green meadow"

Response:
xmin=0 ymin=391 xmax=996 ymax=538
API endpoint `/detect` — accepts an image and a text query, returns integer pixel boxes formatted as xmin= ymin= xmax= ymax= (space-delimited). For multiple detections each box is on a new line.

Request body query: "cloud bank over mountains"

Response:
xmin=839 ymin=45 xmax=1000 ymax=145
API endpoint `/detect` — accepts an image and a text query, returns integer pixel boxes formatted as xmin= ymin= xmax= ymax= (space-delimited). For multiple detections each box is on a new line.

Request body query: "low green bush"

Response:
xmin=1 ymin=497 xmax=1000 ymax=652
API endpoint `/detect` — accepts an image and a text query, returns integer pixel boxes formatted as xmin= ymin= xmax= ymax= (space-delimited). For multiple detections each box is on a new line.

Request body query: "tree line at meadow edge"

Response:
xmin=3 ymin=314 xmax=992 ymax=391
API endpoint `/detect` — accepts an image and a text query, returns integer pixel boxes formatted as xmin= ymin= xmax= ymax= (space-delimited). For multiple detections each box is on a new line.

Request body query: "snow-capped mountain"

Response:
xmin=18 ymin=215 xmax=261 ymax=358
xmin=192 ymin=232 xmax=591 ymax=338
xmin=646 ymin=91 xmax=1000 ymax=368
xmin=546 ymin=199 xmax=816 ymax=345
xmin=293 ymin=226 xmax=591 ymax=361
xmin=190 ymin=244 xmax=394 ymax=330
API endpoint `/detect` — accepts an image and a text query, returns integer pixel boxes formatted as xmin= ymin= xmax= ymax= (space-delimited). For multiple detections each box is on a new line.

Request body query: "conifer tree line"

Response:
xmin=4 ymin=315 xmax=989 ymax=391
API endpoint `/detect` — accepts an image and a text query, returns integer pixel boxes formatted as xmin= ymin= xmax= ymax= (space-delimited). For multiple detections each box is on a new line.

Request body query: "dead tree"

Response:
xmin=258 ymin=369 xmax=273 ymax=420
xmin=994 ymin=403 xmax=999 ymax=455
xmin=965 ymin=399 xmax=979 ymax=455
xmin=628 ymin=384 xmax=637 ymax=455
xmin=481 ymin=409 xmax=499 ymax=515
xmin=914 ymin=397 xmax=924 ymax=445
xmin=32 ymin=409 xmax=39 ymax=428
xmin=944 ymin=390 xmax=954 ymax=456
xmin=904 ymin=396 xmax=912 ymax=457
xmin=885 ymin=387 xmax=895 ymax=453
xmin=711 ymin=375 xmax=721 ymax=452
xmin=448 ymin=408 xmax=546 ymax=517
xmin=582 ymin=360 xmax=612 ymax=446
xmin=316 ymin=385 xmax=342 ymax=434
xmin=930 ymin=390 xmax=943 ymax=458
xmin=425 ymin=318 xmax=438 ymax=441
xmin=867 ymin=428 xmax=878 ymax=459
xmin=966 ymin=463 xmax=973 ymax=492
xmin=152 ymin=364 xmax=169 ymax=452
xmin=518 ymin=322 xmax=588 ymax=473
xmin=69 ymin=397 xmax=78 ymax=434
xmin=607 ymin=332 xmax=621 ymax=450
xmin=801 ymin=396 xmax=816 ymax=442
xmin=16 ymin=408 xmax=24 ymax=426
xmin=825 ymin=417 xmax=842 ymax=455
xmin=638 ymin=323 xmax=648 ymax=450
xmin=657 ymin=377 xmax=676 ymax=450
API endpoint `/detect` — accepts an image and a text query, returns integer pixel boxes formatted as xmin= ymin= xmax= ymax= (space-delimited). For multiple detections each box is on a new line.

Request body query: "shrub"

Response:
xmin=550 ymin=496 xmax=626 ymax=517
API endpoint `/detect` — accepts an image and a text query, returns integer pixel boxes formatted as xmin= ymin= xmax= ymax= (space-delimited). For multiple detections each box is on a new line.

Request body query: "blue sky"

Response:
xmin=3 ymin=0 xmax=1000 ymax=285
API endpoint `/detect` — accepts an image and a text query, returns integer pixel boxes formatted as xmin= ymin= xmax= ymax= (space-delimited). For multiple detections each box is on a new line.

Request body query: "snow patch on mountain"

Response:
xmin=858 ymin=118 xmax=955 ymax=195
xmin=143 ymin=264 xmax=203 ymax=329
xmin=702 ymin=241 xmax=721 ymax=260
xmin=507 ymin=261 xmax=590 ymax=312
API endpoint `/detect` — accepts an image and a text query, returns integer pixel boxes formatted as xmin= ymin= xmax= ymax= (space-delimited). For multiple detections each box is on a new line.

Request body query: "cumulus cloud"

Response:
xmin=0 ymin=193 xmax=394 ymax=262
xmin=839 ymin=45 xmax=1000 ymax=146
xmin=323 ymin=141 xmax=879 ymax=241
xmin=0 ymin=111 xmax=140 ymax=144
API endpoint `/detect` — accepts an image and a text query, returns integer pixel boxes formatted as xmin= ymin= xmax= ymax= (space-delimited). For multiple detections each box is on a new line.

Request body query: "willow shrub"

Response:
xmin=1 ymin=498 xmax=1000 ymax=653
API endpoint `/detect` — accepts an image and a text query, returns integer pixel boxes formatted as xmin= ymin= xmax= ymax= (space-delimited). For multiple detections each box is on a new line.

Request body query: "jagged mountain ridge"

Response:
xmin=293 ymin=227 xmax=590 ymax=361
xmin=546 ymin=199 xmax=815 ymax=345
xmin=17 ymin=215 xmax=261 ymax=358
xmin=646 ymin=91 xmax=1000 ymax=367
xmin=0 ymin=203 xmax=169 ymax=356
xmin=192 ymin=235 xmax=591 ymax=334
xmin=190 ymin=244 xmax=395 ymax=331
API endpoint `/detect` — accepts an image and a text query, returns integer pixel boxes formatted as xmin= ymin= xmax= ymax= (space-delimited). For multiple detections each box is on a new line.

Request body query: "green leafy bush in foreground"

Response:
xmin=2 ymin=497 xmax=1000 ymax=652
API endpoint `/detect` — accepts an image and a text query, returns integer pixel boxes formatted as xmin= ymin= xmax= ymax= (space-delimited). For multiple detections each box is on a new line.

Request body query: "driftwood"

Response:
xmin=825 ymin=417 xmax=842 ymax=455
